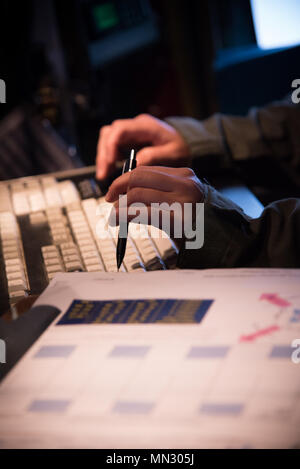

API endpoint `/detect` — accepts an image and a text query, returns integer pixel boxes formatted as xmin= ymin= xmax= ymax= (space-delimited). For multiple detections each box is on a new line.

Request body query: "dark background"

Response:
xmin=0 ymin=0 xmax=299 ymax=179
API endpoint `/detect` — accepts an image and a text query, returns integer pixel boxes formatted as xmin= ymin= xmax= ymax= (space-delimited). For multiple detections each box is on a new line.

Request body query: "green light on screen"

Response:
xmin=93 ymin=3 xmax=119 ymax=31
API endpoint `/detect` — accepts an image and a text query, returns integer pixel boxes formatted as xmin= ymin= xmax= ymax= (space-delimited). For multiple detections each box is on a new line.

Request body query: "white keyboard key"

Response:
xmin=149 ymin=224 xmax=177 ymax=247
xmin=7 ymin=271 xmax=25 ymax=281
xmin=60 ymin=248 xmax=78 ymax=256
xmin=29 ymin=212 xmax=47 ymax=225
xmin=5 ymin=259 xmax=21 ymax=267
xmin=82 ymin=199 xmax=98 ymax=221
xmin=72 ymin=226 xmax=90 ymax=235
xmin=78 ymin=239 xmax=96 ymax=248
xmin=42 ymin=251 xmax=60 ymax=260
xmin=8 ymin=279 xmax=26 ymax=293
xmin=49 ymin=221 xmax=66 ymax=230
xmin=5 ymin=264 xmax=23 ymax=274
xmin=66 ymin=202 xmax=82 ymax=212
xmin=3 ymin=251 xmax=20 ymax=260
xmin=42 ymin=245 xmax=58 ymax=253
xmin=101 ymin=257 xmax=116 ymax=268
xmin=51 ymin=228 xmax=70 ymax=237
xmin=81 ymin=250 xmax=98 ymax=259
xmin=79 ymin=243 xmax=96 ymax=253
xmin=9 ymin=290 xmax=26 ymax=300
xmin=52 ymin=234 xmax=72 ymax=244
xmin=47 ymin=272 xmax=60 ymax=280
xmin=41 ymin=176 xmax=57 ymax=187
xmin=59 ymin=242 xmax=76 ymax=250
xmin=2 ymin=245 xmax=20 ymax=255
xmin=0 ymin=188 xmax=12 ymax=212
xmin=68 ymin=212 xmax=85 ymax=221
xmin=132 ymin=236 xmax=165 ymax=270
xmin=74 ymin=233 xmax=93 ymax=242
xmin=46 ymin=264 xmax=64 ymax=273
xmin=96 ymin=238 xmax=115 ymax=250
xmin=122 ymin=238 xmax=144 ymax=271
xmin=44 ymin=258 xmax=62 ymax=266
xmin=63 ymin=254 xmax=81 ymax=263
xmin=59 ymin=181 xmax=80 ymax=205
xmin=86 ymin=264 xmax=104 ymax=272
xmin=105 ymin=264 xmax=118 ymax=272
xmin=44 ymin=185 xmax=63 ymax=208
xmin=82 ymin=198 xmax=98 ymax=211
xmin=83 ymin=256 xmax=101 ymax=266
xmin=28 ymin=190 xmax=46 ymax=212
xmin=65 ymin=261 xmax=83 ymax=272
xmin=12 ymin=192 xmax=30 ymax=215
xmin=46 ymin=206 xmax=62 ymax=214
xmin=0 ymin=230 xmax=17 ymax=240
xmin=46 ymin=211 xmax=64 ymax=222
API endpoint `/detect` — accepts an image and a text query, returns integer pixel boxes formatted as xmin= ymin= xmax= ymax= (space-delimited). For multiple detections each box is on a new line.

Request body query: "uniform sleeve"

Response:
xmin=177 ymin=185 xmax=300 ymax=269
xmin=166 ymin=97 xmax=300 ymax=168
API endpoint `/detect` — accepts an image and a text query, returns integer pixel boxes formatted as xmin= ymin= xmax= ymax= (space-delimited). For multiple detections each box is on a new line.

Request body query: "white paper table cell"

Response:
xmin=245 ymin=395 xmax=296 ymax=422
xmin=169 ymin=361 xmax=220 ymax=394
xmin=2 ymin=360 xmax=62 ymax=394
xmin=88 ymin=360 xmax=141 ymax=393
xmin=112 ymin=401 xmax=154 ymax=415
xmin=256 ymin=361 xmax=300 ymax=395
xmin=28 ymin=399 xmax=70 ymax=414
xmin=120 ymin=368 xmax=172 ymax=401
xmin=199 ymin=402 xmax=244 ymax=417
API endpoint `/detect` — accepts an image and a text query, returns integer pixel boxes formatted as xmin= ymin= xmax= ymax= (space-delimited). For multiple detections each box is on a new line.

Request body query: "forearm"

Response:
xmin=178 ymin=186 xmax=300 ymax=269
xmin=167 ymin=97 xmax=300 ymax=166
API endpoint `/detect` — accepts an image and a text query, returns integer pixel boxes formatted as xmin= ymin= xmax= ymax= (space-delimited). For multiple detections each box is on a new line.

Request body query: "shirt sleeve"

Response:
xmin=177 ymin=184 xmax=300 ymax=269
xmin=166 ymin=97 xmax=300 ymax=168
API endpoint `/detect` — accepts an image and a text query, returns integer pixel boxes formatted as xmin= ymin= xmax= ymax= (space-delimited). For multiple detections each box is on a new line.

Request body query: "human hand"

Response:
xmin=105 ymin=166 xmax=204 ymax=244
xmin=96 ymin=114 xmax=191 ymax=179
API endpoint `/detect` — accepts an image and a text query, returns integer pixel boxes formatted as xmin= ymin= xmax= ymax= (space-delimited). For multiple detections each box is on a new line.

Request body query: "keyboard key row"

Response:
xmin=0 ymin=213 xmax=29 ymax=302
xmin=41 ymin=245 xmax=64 ymax=280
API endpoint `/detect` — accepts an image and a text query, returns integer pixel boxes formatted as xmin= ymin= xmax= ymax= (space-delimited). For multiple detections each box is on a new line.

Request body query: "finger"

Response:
xmin=96 ymin=120 xmax=143 ymax=179
xmin=97 ymin=158 xmax=116 ymax=180
xmin=126 ymin=186 xmax=175 ymax=207
xmin=134 ymin=165 xmax=195 ymax=178
xmin=109 ymin=204 xmax=152 ymax=227
xmin=136 ymin=142 xmax=186 ymax=167
xmin=104 ymin=118 xmax=161 ymax=168
xmin=110 ymin=203 xmax=179 ymax=237
xmin=96 ymin=126 xmax=116 ymax=179
xmin=111 ymin=187 xmax=175 ymax=212
xmin=106 ymin=167 xmax=181 ymax=202
xmin=136 ymin=145 xmax=173 ymax=166
xmin=106 ymin=166 xmax=195 ymax=201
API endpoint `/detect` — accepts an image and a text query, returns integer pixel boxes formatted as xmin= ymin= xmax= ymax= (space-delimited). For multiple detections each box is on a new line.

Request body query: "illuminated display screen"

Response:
xmin=251 ymin=0 xmax=300 ymax=49
xmin=92 ymin=2 xmax=119 ymax=32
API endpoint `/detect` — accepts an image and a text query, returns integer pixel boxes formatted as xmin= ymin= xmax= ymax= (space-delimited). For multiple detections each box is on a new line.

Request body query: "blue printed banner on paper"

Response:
xmin=57 ymin=298 xmax=214 ymax=325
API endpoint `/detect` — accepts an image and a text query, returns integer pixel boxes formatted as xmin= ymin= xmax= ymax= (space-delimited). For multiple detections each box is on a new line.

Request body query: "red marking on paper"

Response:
xmin=240 ymin=325 xmax=280 ymax=342
xmin=260 ymin=293 xmax=291 ymax=308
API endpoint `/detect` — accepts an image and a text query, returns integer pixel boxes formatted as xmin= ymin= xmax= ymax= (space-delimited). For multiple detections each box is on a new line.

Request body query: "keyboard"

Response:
xmin=0 ymin=167 xmax=178 ymax=314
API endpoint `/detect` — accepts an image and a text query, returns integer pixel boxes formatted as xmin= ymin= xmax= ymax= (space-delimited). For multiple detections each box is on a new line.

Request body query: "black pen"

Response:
xmin=116 ymin=149 xmax=137 ymax=270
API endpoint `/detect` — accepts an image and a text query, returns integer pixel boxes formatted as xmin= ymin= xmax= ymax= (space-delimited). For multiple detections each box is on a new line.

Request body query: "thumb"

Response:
xmin=136 ymin=145 xmax=173 ymax=166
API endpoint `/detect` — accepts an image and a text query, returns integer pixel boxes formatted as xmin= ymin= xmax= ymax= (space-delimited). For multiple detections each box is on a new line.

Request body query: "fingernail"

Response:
xmin=105 ymin=191 xmax=112 ymax=202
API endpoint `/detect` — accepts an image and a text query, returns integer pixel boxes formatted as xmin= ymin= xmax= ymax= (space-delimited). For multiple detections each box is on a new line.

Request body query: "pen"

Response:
xmin=116 ymin=149 xmax=137 ymax=270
